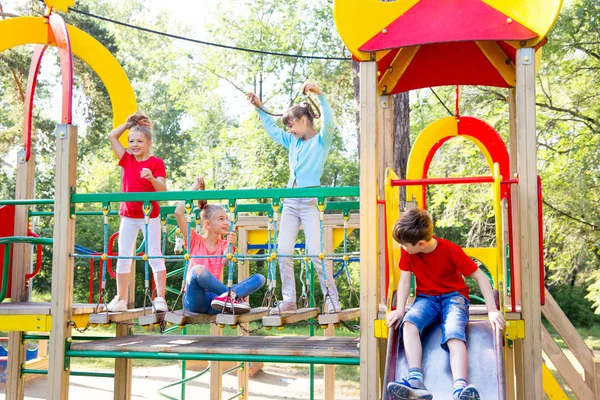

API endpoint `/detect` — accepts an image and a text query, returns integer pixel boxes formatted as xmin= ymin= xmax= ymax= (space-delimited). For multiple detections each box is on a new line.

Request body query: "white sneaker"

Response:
xmin=106 ymin=296 xmax=127 ymax=312
xmin=269 ymin=301 xmax=297 ymax=315
xmin=153 ymin=297 xmax=168 ymax=312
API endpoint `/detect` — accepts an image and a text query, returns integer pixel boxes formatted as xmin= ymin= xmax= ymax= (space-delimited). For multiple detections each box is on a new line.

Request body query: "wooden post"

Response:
xmin=515 ymin=48 xmax=543 ymax=399
xmin=237 ymin=227 xmax=250 ymax=399
xmin=210 ymin=323 xmax=223 ymax=400
xmin=377 ymin=94 xmax=393 ymax=394
xmin=114 ymin=261 xmax=135 ymax=399
xmin=47 ymin=124 xmax=78 ymax=399
xmin=113 ymin=324 xmax=132 ymax=400
xmin=6 ymin=151 xmax=35 ymax=400
xmin=504 ymin=341 xmax=516 ymax=400
xmin=359 ymin=60 xmax=380 ymax=400
xmin=514 ymin=339 xmax=525 ymax=400
xmin=323 ymin=226 xmax=336 ymax=400
xmin=507 ymin=88 xmax=521 ymax=306
xmin=377 ymin=94 xmax=393 ymax=306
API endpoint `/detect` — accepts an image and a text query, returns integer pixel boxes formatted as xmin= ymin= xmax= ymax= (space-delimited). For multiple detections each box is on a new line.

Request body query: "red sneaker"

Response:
xmin=211 ymin=292 xmax=251 ymax=314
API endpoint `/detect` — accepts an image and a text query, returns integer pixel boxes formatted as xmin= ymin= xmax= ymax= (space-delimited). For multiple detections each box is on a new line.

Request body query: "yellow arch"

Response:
xmin=405 ymin=116 xmax=496 ymax=206
xmin=0 ymin=17 xmax=136 ymax=146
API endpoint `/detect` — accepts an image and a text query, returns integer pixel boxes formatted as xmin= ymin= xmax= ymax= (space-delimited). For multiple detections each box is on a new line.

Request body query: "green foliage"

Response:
xmin=547 ymin=284 xmax=600 ymax=328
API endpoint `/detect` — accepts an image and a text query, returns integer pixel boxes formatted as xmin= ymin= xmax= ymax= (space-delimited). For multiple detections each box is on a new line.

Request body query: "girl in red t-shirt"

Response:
xmin=174 ymin=177 xmax=265 ymax=314
xmin=106 ymin=112 xmax=168 ymax=313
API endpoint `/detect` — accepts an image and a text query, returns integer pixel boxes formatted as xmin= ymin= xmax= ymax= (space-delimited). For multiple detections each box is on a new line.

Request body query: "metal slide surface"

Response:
xmin=383 ymin=320 xmax=505 ymax=400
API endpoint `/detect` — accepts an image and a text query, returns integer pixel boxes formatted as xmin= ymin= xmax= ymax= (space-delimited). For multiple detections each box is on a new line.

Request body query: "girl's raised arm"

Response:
xmin=247 ymin=92 xmax=292 ymax=149
xmin=108 ymin=122 xmax=129 ymax=160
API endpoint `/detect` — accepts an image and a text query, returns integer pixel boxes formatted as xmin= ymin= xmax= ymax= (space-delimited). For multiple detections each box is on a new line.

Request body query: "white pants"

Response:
xmin=277 ymin=198 xmax=340 ymax=306
xmin=116 ymin=216 xmax=166 ymax=274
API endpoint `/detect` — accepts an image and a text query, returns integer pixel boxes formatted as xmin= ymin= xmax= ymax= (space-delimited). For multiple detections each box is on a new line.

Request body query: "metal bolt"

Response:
xmin=507 ymin=18 xmax=512 ymax=24
xmin=382 ymin=28 xmax=387 ymax=34
xmin=524 ymin=56 xmax=530 ymax=62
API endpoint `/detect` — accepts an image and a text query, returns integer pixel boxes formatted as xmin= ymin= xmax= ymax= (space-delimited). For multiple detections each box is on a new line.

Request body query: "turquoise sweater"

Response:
xmin=257 ymin=94 xmax=334 ymax=188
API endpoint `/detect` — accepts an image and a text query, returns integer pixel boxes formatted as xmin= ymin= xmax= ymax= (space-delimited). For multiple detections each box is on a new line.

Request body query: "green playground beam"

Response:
xmin=65 ymin=349 xmax=360 ymax=366
xmin=71 ymin=187 xmax=359 ymax=204
xmin=0 ymin=199 xmax=54 ymax=206
xmin=1 ymin=237 xmax=54 ymax=302
xmin=21 ymin=369 xmax=114 ymax=378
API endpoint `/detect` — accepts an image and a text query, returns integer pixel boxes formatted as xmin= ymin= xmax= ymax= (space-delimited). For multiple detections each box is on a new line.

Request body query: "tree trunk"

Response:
xmin=393 ymin=92 xmax=411 ymax=203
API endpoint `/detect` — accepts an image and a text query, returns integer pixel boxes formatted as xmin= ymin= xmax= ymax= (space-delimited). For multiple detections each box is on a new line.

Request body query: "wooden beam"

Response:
xmin=359 ymin=60 xmax=380 ymax=400
xmin=541 ymin=325 xmax=594 ymax=399
xmin=113 ymin=323 xmax=132 ymax=400
xmin=542 ymin=289 xmax=594 ymax=377
xmin=262 ymin=308 xmax=320 ymax=327
xmin=507 ymin=88 xmax=522 ymax=305
xmin=515 ymin=48 xmax=543 ymax=400
xmin=505 ymin=340 xmax=516 ymax=400
xmin=90 ymin=307 xmax=152 ymax=324
xmin=210 ymin=323 xmax=223 ymax=400
xmin=6 ymin=152 xmax=35 ymax=400
xmin=324 ymin=323 xmax=336 ymax=400
xmin=47 ymin=124 xmax=78 ymax=400
xmin=514 ymin=339 xmax=525 ymax=400
xmin=318 ymin=308 xmax=360 ymax=325
xmin=377 ymin=94 xmax=393 ymax=308
xmin=236 ymin=227 xmax=250 ymax=400
xmin=164 ymin=310 xmax=215 ymax=326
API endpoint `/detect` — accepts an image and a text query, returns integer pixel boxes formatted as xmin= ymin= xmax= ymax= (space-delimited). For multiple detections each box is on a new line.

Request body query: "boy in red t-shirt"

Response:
xmin=386 ymin=208 xmax=505 ymax=400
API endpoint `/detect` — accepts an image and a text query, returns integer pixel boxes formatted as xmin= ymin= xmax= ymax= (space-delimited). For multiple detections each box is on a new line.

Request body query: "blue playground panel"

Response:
xmin=0 ymin=342 xmax=39 ymax=383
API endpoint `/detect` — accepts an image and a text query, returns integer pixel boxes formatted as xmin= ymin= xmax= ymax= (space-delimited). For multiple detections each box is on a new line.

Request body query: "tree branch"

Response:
xmin=543 ymin=200 xmax=600 ymax=230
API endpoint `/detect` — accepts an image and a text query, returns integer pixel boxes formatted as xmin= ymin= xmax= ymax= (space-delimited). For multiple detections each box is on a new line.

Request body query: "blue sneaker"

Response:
xmin=388 ymin=379 xmax=432 ymax=400
xmin=454 ymin=384 xmax=480 ymax=400
xmin=387 ymin=381 xmax=410 ymax=400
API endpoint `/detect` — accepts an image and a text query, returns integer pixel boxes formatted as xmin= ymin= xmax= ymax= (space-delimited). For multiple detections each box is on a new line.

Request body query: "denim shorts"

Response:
xmin=402 ymin=291 xmax=469 ymax=351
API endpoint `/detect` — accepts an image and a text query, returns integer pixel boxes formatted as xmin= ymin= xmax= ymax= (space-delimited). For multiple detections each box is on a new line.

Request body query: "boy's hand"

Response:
xmin=246 ymin=92 xmax=263 ymax=107
xmin=387 ymin=309 xmax=405 ymax=329
xmin=488 ymin=310 xmax=505 ymax=330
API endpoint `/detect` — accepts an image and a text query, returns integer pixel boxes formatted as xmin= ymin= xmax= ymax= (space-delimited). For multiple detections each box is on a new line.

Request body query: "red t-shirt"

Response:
xmin=399 ymin=237 xmax=478 ymax=299
xmin=118 ymin=152 xmax=166 ymax=218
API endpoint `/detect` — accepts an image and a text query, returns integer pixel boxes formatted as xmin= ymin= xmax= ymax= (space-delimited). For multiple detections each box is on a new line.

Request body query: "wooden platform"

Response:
xmin=164 ymin=310 xmax=216 ymax=326
xmin=69 ymin=334 xmax=360 ymax=359
xmin=138 ymin=312 xmax=166 ymax=326
xmin=0 ymin=302 xmax=96 ymax=315
xmin=318 ymin=308 xmax=361 ymax=325
xmin=262 ymin=307 xmax=320 ymax=327
xmin=215 ymin=307 xmax=269 ymax=326
xmin=89 ymin=307 xmax=152 ymax=324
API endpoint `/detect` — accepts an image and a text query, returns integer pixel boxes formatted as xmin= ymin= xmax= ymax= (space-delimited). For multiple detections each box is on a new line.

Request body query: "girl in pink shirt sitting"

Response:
xmin=174 ymin=177 xmax=265 ymax=314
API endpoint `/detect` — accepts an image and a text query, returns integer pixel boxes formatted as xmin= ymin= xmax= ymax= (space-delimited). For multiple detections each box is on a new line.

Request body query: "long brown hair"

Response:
xmin=281 ymin=101 xmax=320 ymax=127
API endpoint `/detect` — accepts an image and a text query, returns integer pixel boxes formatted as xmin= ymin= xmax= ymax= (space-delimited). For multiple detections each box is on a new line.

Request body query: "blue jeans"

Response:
xmin=402 ymin=291 xmax=469 ymax=351
xmin=184 ymin=267 xmax=266 ymax=314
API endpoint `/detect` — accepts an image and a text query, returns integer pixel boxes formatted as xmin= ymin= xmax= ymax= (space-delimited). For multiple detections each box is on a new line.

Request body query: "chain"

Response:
xmin=237 ymin=323 xmax=265 ymax=335
xmin=67 ymin=320 xmax=91 ymax=334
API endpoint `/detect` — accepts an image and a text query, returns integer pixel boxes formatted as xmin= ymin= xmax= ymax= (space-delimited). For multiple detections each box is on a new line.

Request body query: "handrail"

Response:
xmin=25 ymin=231 xmax=43 ymax=280
xmin=391 ymin=177 xmax=518 ymax=187
xmin=0 ymin=236 xmax=53 ymax=302
xmin=70 ymin=187 xmax=359 ymax=204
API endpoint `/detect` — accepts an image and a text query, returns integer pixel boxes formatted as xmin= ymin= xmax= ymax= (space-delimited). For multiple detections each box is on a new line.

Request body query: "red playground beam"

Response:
xmin=391 ymin=176 xmax=518 ymax=187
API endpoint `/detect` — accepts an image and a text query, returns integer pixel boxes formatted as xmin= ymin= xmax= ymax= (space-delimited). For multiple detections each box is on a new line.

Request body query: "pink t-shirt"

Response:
xmin=118 ymin=152 xmax=166 ymax=219
xmin=185 ymin=230 xmax=229 ymax=284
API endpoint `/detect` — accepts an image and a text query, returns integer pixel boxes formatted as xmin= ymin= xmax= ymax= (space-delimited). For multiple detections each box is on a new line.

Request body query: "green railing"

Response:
xmin=0 ymin=236 xmax=53 ymax=303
